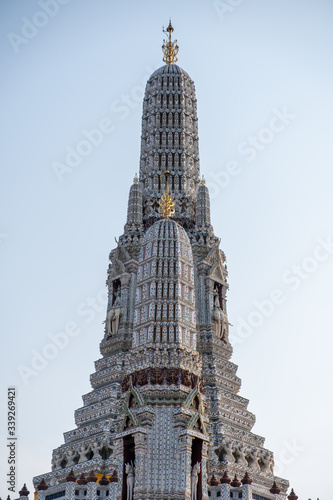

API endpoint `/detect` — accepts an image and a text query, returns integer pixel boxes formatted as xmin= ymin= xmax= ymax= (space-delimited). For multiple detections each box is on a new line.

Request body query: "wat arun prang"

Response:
xmin=18 ymin=21 xmax=300 ymax=500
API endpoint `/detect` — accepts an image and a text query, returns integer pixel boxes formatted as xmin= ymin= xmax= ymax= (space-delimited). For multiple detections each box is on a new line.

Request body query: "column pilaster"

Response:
xmin=242 ymin=483 xmax=253 ymax=500
xmin=133 ymin=430 xmax=148 ymax=499
xmin=114 ymin=436 xmax=124 ymax=500
xmin=220 ymin=483 xmax=230 ymax=500
xmin=201 ymin=441 xmax=209 ymax=500
xmin=179 ymin=433 xmax=192 ymax=500
xmin=87 ymin=482 xmax=97 ymax=500
xmin=65 ymin=482 xmax=76 ymax=499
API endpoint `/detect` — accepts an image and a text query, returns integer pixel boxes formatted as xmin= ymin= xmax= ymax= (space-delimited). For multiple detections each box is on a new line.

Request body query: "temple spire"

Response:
xmin=125 ymin=173 xmax=143 ymax=229
xmin=140 ymin=32 xmax=200 ymax=227
xmin=162 ymin=20 xmax=179 ymax=65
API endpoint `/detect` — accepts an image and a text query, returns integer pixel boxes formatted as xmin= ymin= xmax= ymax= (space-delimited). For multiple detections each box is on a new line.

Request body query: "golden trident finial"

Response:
xmin=162 ymin=20 xmax=179 ymax=65
xmin=159 ymin=171 xmax=175 ymax=218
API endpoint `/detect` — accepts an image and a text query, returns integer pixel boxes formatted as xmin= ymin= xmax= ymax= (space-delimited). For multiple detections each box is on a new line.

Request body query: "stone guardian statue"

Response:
xmin=106 ymin=288 xmax=123 ymax=337
xmin=212 ymin=288 xmax=229 ymax=343
xmin=125 ymin=462 xmax=135 ymax=500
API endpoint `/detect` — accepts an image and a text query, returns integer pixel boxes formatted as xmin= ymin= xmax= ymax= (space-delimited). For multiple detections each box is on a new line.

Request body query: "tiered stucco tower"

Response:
xmin=30 ymin=22 xmax=293 ymax=500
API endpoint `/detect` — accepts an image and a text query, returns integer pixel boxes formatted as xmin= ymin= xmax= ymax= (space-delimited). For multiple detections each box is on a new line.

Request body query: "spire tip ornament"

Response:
xmin=162 ymin=20 xmax=179 ymax=65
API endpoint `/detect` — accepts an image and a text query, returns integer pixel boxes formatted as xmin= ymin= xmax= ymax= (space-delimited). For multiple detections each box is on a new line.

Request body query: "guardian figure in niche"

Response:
xmin=125 ymin=462 xmax=135 ymax=500
xmin=106 ymin=287 xmax=123 ymax=337
xmin=212 ymin=288 xmax=228 ymax=343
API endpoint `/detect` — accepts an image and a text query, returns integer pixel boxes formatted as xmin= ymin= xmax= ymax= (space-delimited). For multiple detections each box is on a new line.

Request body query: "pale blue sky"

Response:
xmin=1 ymin=1 xmax=333 ymax=498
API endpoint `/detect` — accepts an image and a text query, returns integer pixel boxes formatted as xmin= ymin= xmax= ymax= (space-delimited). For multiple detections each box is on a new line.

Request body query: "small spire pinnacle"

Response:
xmin=162 ymin=20 xmax=179 ymax=65
xmin=19 ymin=484 xmax=30 ymax=497
xmin=270 ymin=481 xmax=281 ymax=495
xmin=201 ymin=175 xmax=206 ymax=185
xmin=109 ymin=470 xmax=118 ymax=482
xmin=133 ymin=173 xmax=139 ymax=184
xmin=159 ymin=171 xmax=175 ymax=218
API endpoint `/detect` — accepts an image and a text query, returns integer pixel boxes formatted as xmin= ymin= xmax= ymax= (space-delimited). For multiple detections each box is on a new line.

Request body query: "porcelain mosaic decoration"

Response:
xmin=21 ymin=21 xmax=299 ymax=500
